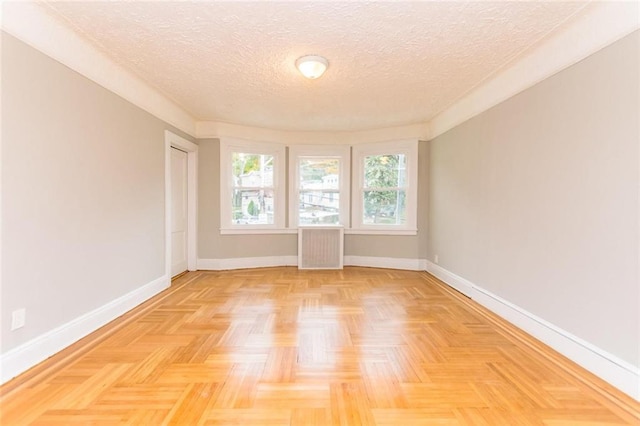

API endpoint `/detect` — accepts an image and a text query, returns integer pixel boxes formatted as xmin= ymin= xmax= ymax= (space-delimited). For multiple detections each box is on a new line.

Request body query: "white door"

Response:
xmin=171 ymin=147 xmax=188 ymax=277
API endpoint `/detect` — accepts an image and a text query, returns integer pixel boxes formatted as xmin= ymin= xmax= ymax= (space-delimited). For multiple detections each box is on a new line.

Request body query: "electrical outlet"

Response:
xmin=11 ymin=309 xmax=26 ymax=331
xmin=434 ymin=254 xmax=439 ymax=264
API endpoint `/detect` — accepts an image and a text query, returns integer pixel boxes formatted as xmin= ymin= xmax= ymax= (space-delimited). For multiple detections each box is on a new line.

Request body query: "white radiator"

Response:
xmin=298 ymin=226 xmax=344 ymax=269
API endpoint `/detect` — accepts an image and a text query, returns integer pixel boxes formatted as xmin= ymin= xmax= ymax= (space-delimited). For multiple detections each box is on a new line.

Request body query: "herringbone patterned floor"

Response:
xmin=1 ymin=267 xmax=638 ymax=425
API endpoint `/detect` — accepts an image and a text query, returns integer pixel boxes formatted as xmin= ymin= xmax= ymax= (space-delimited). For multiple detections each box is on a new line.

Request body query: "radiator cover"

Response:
xmin=298 ymin=226 xmax=344 ymax=269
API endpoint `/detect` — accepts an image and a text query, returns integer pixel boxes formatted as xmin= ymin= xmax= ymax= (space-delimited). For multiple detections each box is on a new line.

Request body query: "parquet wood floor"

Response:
xmin=1 ymin=267 xmax=638 ymax=425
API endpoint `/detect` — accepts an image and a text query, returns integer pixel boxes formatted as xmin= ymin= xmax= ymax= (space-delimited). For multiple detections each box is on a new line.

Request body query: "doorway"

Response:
xmin=165 ymin=131 xmax=198 ymax=279
xmin=171 ymin=147 xmax=188 ymax=276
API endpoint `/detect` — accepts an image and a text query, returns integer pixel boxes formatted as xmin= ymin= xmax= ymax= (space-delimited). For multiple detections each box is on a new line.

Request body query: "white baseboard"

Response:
xmin=425 ymin=261 xmax=640 ymax=401
xmin=0 ymin=275 xmax=169 ymax=385
xmin=198 ymin=256 xmax=298 ymax=270
xmin=425 ymin=261 xmax=474 ymax=297
xmin=197 ymin=256 xmax=427 ymax=271
xmin=345 ymin=256 xmax=427 ymax=271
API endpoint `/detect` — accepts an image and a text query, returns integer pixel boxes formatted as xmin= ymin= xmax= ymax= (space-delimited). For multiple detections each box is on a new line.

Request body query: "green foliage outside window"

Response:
xmin=247 ymin=200 xmax=259 ymax=217
xmin=232 ymin=153 xmax=273 ymax=179
xmin=363 ymin=154 xmax=406 ymax=224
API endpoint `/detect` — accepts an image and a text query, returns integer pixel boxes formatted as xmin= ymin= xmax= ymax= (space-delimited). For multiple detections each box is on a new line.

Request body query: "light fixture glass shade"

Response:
xmin=296 ymin=55 xmax=328 ymax=79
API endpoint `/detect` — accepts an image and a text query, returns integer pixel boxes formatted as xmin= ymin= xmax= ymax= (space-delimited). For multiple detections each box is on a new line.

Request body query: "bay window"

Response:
xmin=220 ymin=138 xmax=418 ymax=235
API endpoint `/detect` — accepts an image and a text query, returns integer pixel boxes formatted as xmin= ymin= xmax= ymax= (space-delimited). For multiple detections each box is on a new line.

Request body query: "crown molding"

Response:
xmin=1 ymin=2 xmax=637 ymax=143
xmin=429 ymin=1 xmax=640 ymax=140
xmin=195 ymin=120 xmax=431 ymax=145
xmin=0 ymin=1 xmax=196 ymax=136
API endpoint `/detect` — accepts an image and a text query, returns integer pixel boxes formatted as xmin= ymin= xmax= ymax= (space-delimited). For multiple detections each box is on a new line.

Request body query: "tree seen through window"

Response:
xmin=363 ymin=154 xmax=407 ymax=224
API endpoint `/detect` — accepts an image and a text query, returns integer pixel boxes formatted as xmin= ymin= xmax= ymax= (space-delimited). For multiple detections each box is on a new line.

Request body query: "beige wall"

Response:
xmin=197 ymin=139 xmax=429 ymax=261
xmin=197 ymin=139 xmax=297 ymax=259
xmin=1 ymin=33 xmax=193 ymax=353
xmin=345 ymin=141 xmax=429 ymax=259
xmin=6 ymin=15 xmax=636 ymax=387
xmin=428 ymin=31 xmax=639 ymax=366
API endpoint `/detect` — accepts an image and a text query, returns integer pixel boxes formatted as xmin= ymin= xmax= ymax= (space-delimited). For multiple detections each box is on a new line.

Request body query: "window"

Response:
xmin=289 ymin=145 xmax=350 ymax=227
xmin=220 ymin=138 xmax=286 ymax=233
xmin=351 ymin=140 xmax=418 ymax=234
xmin=220 ymin=139 xmax=417 ymax=235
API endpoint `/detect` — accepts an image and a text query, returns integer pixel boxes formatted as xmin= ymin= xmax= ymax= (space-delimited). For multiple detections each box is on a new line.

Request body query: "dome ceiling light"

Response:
xmin=296 ymin=55 xmax=328 ymax=79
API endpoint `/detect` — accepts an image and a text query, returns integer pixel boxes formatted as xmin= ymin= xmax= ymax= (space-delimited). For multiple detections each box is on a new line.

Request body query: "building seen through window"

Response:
xmin=231 ymin=152 xmax=274 ymax=225
xmin=298 ymin=158 xmax=340 ymax=225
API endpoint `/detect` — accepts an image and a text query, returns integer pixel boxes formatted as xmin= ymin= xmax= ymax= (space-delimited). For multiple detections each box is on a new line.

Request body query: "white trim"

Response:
xmin=0 ymin=2 xmax=196 ymax=137
xmin=0 ymin=275 xmax=169 ymax=385
xmin=345 ymin=229 xmax=417 ymax=236
xmin=196 ymin=258 xmax=220 ymax=270
xmin=197 ymin=256 xmax=298 ymax=271
xmin=2 ymin=3 xmax=636 ymax=145
xmin=351 ymin=139 xmax=418 ymax=233
xmin=219 ymin=137 xmax=286 ymax=232
xmin=344 ymin=256 xmax=427 ymax=271
xmin=197 ymin=121 xmax=430 ymax=146
xmin=198 ymin=255 xmax=426 ymax=271
xmin=165 ymin=131 xmax=198 ymax=276
xmin=219 ymin=228 xmax=297 ymax=235
xmin=426 ymin=262 xmax=640 ymax=400
xmin=425 ymin=261 xmax=474 ymax=297
xmin=429 ymin=2 xmax=640 ymax=139
xmin=288 ymin=145 xmax=351 ymax=228
xmin=0 ymin=24 xmax=4 ymax=366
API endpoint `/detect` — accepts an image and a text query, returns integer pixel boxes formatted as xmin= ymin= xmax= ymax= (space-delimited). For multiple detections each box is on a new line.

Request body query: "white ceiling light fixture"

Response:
xmin=296 ymin=55 xmax=328 ymax=79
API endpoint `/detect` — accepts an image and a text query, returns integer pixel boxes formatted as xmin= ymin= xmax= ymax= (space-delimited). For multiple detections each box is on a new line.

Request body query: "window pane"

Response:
xmin=232 ymin=152 xmax=274 ymax=187
xmin=299 ymin=158 xmax=340 ymax=190
xmin=363 ymin=190 xmax=406 ymax=225
xmin=231 ymin=188 xmax=274 ymax=224
xmin=364 ymin=154 xmax=406 ymax=188
xmin=298 ymin=192 xmax=340 ymax=225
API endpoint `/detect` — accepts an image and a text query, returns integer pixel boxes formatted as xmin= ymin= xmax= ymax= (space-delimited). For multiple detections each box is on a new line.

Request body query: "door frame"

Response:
xmin=165 ymin=130 xmax=198 ymax=278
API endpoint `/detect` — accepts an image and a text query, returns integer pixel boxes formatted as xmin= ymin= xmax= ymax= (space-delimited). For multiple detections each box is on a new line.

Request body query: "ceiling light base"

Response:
xmin=296 ymin=55 xmax=328 ymax=79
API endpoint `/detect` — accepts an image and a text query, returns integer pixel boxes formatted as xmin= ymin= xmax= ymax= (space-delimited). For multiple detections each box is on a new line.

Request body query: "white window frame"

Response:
xmin=351 ymin=139 xmax=418 ymax=235
xmin=289 ymin=145 xmax=351 ymax=228
xmin=219 ymin=137 xmax=288 ymax=234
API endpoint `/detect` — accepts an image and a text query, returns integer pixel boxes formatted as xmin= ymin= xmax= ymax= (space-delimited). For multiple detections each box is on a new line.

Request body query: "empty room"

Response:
xmin=1 ymin=1 xmax=638 ymax=424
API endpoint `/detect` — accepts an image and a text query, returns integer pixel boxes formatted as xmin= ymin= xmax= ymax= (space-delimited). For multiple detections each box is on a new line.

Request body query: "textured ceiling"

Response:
xmin=42 ymin=1 xmax=590 ymax=132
